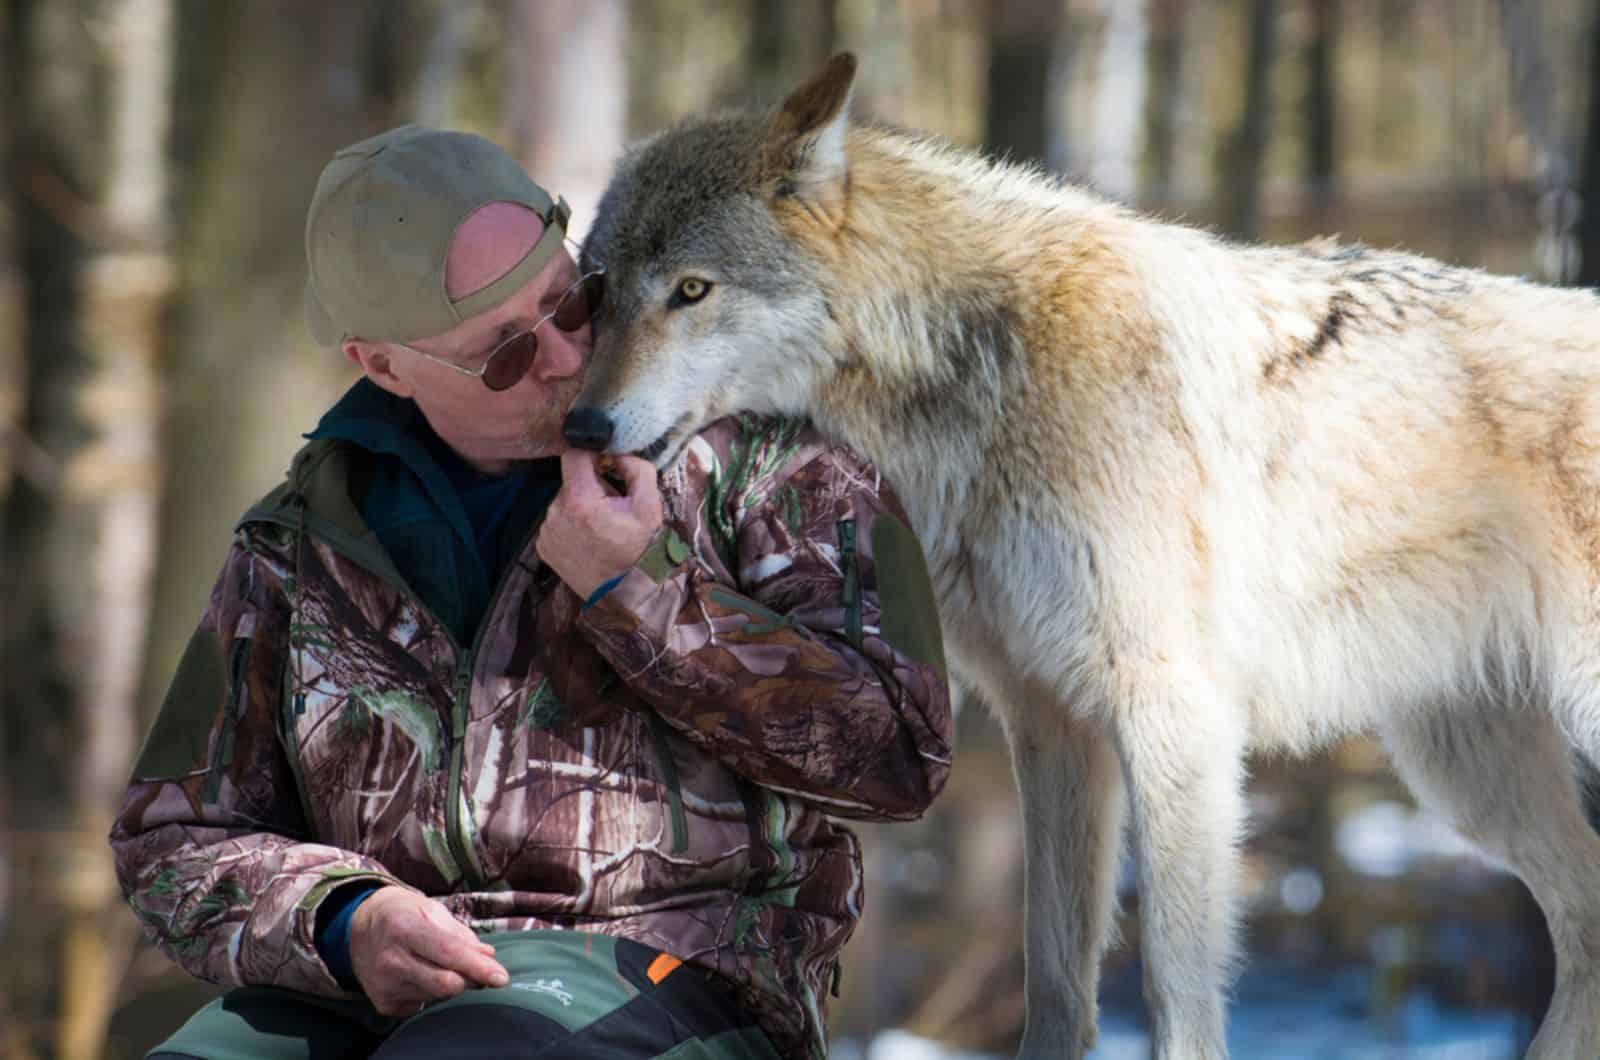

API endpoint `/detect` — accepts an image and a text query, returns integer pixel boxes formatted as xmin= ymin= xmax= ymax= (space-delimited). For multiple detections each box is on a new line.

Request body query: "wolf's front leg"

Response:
xmin=1007 ymin=708 xmax=1126 ymax=1060
xmin=1115 ymin=687 xmax=1245 ymax=1060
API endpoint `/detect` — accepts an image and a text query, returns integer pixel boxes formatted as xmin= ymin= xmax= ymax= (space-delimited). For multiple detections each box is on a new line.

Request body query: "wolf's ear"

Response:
xmin=764 ymin=52 xmax=856 ymax=210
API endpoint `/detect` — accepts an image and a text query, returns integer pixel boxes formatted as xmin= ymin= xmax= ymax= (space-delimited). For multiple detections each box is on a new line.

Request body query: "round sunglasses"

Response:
xmin=396 ymin=265 xmax=606 ymax=391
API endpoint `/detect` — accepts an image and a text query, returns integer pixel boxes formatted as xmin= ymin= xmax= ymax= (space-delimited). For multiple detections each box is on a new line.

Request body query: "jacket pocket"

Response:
xmin=645 ymin=712 xmax=689 ymax=855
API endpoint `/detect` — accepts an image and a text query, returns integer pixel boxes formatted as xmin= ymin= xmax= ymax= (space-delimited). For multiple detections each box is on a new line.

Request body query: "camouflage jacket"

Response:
xmin=110 ymin=415 xmax=952 ymax=1058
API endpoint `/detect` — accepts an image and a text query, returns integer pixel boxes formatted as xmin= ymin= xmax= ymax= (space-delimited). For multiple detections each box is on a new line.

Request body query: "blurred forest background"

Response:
xmin=5 ymin=0 xmax=1600 ymax=1057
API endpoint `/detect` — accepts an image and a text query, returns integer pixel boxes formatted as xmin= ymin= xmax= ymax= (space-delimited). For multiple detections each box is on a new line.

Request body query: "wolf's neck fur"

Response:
xmin=807 ymin=127 xmax=1144 ymax=543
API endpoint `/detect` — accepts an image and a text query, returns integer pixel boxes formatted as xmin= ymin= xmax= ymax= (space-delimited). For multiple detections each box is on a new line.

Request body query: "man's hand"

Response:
xmin=348 ymin=886 xmax=508 ymax=1016
xmin=537 ymin=450 xmax=664 ymax=599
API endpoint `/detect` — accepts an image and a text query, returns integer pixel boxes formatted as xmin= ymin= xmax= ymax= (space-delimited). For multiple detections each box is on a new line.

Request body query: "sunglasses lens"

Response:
xmin=482 ymin=332 xmax=538 ymax=391
xmin=554 ymin=273 xmax=604 ymax=332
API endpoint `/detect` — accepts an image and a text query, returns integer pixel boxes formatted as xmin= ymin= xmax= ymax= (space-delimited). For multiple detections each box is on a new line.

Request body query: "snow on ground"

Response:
xmin=834 ymin=970 xmax=1523 ymax=1060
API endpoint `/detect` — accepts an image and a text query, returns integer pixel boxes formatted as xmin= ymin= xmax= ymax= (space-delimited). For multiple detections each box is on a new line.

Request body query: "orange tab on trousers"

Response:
xmin=646 ymin=952 xmax=682 ymax=984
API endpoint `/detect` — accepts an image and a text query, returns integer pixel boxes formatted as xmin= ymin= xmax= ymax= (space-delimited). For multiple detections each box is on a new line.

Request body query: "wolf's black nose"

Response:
xmin=563 ymin=408 xmax=615 ymax=451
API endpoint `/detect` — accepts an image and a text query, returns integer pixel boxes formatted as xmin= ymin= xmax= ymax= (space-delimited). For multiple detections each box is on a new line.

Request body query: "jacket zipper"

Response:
xmin=257 ymin=501 xmax=548 ymax=895
xmin=446 ymin=652 xmax=475 ymax=886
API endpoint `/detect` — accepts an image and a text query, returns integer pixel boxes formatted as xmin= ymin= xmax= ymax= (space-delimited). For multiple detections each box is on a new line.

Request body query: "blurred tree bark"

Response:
xmin=0 ymin=0 xmax=21 ymax=510
xmin=1304 ymin=0 xmax=1339 ymax=211
xmin=0 ymin=1 xmax=21 ymax=1053
xmin=1145 ymin=0 xmax=1188 ymax=204
xmin=59 ymin=3 xmax=177 ymax=1051
xmin=984 ymin=0 xmax=1065 ymax=168
xmin=1374 ymin=0 xmax=1410 ymax=157
xmin=1582 ymin=0 xmax=1600 ymax=288
xmin=2 ymin=0 xmax=175 ymax=1056
xmin=1498 ymin=0 xmax=1575 ymax=281
xmin=505 ymin=0 xmax=626 ymax=241
xmin=749 ymin=0 xmax=787 ymax=100
xmin=1221 ymin=0 xmax=1279 ymax=240
xmin=747 ymin=0 xmax=841 ymax=101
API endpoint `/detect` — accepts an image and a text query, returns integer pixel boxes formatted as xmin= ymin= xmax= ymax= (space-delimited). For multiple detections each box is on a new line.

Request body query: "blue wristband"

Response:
xmin=582 ymin=573 xmax=625 ymax=611
xmin=315 ymin=884 xmax=381 ymax=989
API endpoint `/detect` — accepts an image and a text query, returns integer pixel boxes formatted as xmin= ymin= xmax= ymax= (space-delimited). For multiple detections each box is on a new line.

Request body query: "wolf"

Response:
xmin=564 ymin=53 xmax=1600 ymax=1059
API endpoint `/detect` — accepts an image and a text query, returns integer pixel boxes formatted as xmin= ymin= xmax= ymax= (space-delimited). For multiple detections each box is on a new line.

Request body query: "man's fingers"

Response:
xmin=614 ymin=455 xmax=658 ymax=497
xmin=370 ymin=956 xmax=467 ymax=1015
xmin=411 ymin=924 xmax=509 ymax=988
xmin=408 ymin=965 xmax=467 ymax=1000
xmin=559 ymin=448 xmax=606 ymax=501
xmin=616 ymin=455 xmax=664 ymax=522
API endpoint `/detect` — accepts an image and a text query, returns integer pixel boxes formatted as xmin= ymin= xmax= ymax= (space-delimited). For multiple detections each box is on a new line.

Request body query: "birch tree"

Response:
xmin=1085 ymin=0 xmax=1149 ymax=202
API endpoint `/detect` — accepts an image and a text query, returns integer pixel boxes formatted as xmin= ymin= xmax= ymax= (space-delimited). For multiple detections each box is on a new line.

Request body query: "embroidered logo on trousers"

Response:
xmin=511 ymin=978 xmax=575 ymax=1006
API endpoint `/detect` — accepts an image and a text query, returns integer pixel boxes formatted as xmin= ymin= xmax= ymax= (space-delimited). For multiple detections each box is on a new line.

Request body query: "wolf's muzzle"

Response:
xmin=562 ymin=408 xmax=614 ymax=451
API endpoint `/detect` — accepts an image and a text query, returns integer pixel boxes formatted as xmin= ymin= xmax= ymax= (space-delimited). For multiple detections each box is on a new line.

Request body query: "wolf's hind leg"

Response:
xmin=1379 ymin=701 xmax=1600 ymax=1060
xmin=1004 ymin=705 xmax=1125 ymax=1060
xmin=1114 ymin=679 xmax=1244 ymax=1060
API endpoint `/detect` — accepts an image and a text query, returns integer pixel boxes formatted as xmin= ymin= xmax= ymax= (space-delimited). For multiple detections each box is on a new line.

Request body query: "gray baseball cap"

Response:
xmin=304 ymin=124 xmax=570 ymax=345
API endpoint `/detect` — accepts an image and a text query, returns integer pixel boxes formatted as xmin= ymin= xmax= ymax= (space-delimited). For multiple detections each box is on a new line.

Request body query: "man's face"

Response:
xmin=347 ymin=202 xmax=592 ymax=471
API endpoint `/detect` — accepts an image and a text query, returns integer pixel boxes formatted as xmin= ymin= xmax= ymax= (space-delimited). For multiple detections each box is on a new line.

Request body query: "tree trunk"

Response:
xmin=0 ymin=0 xmax=22 ymax=510
xmin=1087 ymin=0 xmax=1149 ymax=202
xmin=1574 ymin=2 xmax=1600 ymax=288
xmin=59 ymin=0 xmax=176 ymax=1055
xmin=1498 ymin=0 xmax=1575 ymax=282
xmin=1144 ymin=0 xmax=1188 ymax=205
xmin=747 ymin=0 xmax=842 ymax=103
xmin=0 ymin=4 xmax=22 ymax=1055
xmin=1583 ymin=0 xmax=1600 ymax=288
xmin=984 ymin=0 xmax=1066 ymax=169
xmin=1303 ymin=0 xmax=1338 ymax=210
xmin=504 ymin=0 xmax=626 ymax=242
xmin=1 ymin=0 xmax=175 ymax=1056
xmin=1221 ymin=0 xmax=1279 ymax=241
xmin=747 ymin=0 xmax=787 ymax=101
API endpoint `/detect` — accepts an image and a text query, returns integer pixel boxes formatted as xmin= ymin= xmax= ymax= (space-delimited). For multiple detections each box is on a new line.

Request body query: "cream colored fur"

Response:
xmin=573 ymin=55 xmax=1600 ymax=1059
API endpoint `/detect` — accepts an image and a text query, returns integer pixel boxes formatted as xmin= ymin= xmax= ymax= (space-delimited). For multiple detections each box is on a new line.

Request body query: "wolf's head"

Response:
xmin=564 ymin=54 xmax=859 ymax=466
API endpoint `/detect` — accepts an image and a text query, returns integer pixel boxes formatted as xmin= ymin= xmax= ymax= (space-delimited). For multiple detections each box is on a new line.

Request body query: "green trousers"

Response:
xmin=147 ymin=930 xmax=783 ymax=1060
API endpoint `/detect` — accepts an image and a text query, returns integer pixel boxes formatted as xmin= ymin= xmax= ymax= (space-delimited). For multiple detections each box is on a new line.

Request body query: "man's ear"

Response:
xmin=763 ymin=52 xmax=856 ymax=212
xmin=345 ymin=339 xmax=415 ymax=399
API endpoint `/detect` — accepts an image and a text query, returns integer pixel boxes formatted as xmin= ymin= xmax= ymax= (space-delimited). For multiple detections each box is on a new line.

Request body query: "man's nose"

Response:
xmin=563 ymin=408 xmax=614 ymax=451
xmin=534 ymin=326 xmax=587 ymax=381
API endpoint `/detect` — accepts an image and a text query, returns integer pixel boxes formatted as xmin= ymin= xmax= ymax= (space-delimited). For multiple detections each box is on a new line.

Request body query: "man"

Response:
xmin=111 ymin=124 xmax=952 ymax=1060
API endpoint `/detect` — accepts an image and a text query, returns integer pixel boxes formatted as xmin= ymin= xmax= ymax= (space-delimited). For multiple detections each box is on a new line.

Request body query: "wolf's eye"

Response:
xmin=673 ymin=277 xmax=712 ymax=306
